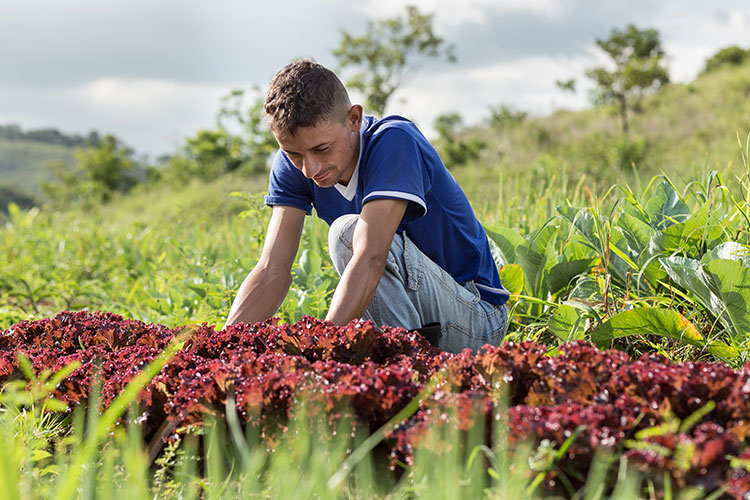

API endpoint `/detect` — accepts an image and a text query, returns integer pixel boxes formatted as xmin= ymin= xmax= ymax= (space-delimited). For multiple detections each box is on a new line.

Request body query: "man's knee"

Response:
xmin=328 ymin=214 xmax=360 ymax=275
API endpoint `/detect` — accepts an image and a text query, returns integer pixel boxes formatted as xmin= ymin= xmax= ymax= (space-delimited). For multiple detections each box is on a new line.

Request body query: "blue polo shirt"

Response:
xmin=265 ymin=115 xmax=509 ymax=306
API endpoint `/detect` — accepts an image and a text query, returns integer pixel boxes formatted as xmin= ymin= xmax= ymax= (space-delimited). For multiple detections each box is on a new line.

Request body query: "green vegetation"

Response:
xmin=433 ymin=111 xmax=486 ymax=167
xmin=449 ymin=59 xmax=750 ymax=207
xmin=0 ymin=353 xmax=644 ymax=499
xmin=703 ymin=45 xmax=750 ymax=74
xmin=585 ymin=24 xmax=670 ymax=135
xmin=43 ymin=135 xmax=138 ymax=205
xmin=3 ymin=20 xmax=750 ymax=498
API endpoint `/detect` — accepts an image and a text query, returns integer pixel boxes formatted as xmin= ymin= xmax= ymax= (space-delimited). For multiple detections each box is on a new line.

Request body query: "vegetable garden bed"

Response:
xmin=3 ymin=310 xmax=750 ymax=498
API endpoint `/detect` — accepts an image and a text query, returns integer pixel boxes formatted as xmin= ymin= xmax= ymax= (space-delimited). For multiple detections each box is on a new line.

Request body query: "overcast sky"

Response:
xmin=0 ymin=0 xmax=748 ymax=158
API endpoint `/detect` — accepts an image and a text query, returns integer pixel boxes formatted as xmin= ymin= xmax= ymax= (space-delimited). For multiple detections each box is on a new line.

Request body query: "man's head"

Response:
xmin=265 ymin=59 xmax=363 ymax=187
xmin=265 ymin=59 xmax=352 ymax=137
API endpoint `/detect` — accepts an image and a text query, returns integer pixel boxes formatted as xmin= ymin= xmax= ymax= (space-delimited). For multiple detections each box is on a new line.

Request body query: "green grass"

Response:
xmin=0 ymin=352 xmax=644 ymax=500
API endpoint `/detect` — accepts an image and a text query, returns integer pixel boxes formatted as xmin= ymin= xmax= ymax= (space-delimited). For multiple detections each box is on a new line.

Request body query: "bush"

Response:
xmin=703 ymin=46 xmax=750 ymax=74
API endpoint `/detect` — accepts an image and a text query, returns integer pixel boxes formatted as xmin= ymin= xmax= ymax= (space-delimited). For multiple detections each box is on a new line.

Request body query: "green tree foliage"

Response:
xmin=78 ymin=135 xmax=134 ymax=196
xmin=43 ymin=135 xmax=135 ymax=204
xmin=433 ymin=112 xmax=485 ymax=168
xmin=217 ymin=87 xmax=277 ymax=174
xmin=333 ymin=5 xmax=456 ymax=117
xmin=487 ymin=104 xmax=528 ymax=130
xmin=585 ymin=24 xmax=669 ymax=135
xmin=161 ymin=88 xmax=276 ymax=182
xmin=703 ymin=45 xmax=750 ymax=74
xmin=183 ymin=129 xmax=244 ymax=178
xmin=555 ymin=78 xmax=577 ymax=93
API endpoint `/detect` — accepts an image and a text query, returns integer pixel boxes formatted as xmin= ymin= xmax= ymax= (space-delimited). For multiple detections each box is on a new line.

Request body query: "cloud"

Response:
xmin=660 ymin=7 xmax=750 ymax=79
xmin=357 ymin=0 xmax=571 ymax=29
xmin=0 ymin=78 xmax=231 ymax=156
xmin=0 ymin=0 xmax=747 ymax=156
xmin=387 ymin=54 xmax=594 ymax=138
xmin=0 ymin=0 xmax=358 ymax=88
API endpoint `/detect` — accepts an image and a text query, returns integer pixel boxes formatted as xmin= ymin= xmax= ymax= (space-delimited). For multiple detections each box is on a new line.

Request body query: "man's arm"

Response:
xmin=325 ymin=198 xmax=407 ymax=326
xmin=223 ymin=205 xmax=305 ymax=328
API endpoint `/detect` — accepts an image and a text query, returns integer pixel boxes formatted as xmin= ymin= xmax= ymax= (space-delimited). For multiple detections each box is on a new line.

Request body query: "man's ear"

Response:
xmin=347 ymin=104 xmax=363 ymax=131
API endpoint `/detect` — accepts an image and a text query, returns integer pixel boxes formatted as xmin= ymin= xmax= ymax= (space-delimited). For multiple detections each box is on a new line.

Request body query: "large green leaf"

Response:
xmin=618 ymin=210 xmax=654 ymax=257
xmin=660 ymin=256 xmax=730 ymax=329
xmin=557 ymin=206 xmax=602 ymax=253
xmin=568 ymin=275 xmax=604 ymax=303
xmin=485 ymin=226 xmax=525 ymax=265
xmin=547 ymin=258 xmax=597 ymax=296
xmin=559 ymin=205 xmax=650 ymax=293
xmin=643 ymin=181 xmax=690 ymax=230
xmin=617 ymin=211 xmax=666 ymax=289
xmin=516 ymin=224 xmax=559 ymax=297
xmin=662 ymin=249 xmax=750 ymax=339
xmin=703 ymin=241 xmax=750 ymax=266
xmin=487 ymin=237 xmax=507 ymax=268
xmin=547 ymin=304 xmax=586 ymax=341
xmin=499 ymin=263 xmax=524 ymax=297
xmin=704 ymin=258 xmax=750 ymax=337
xmin=589 ymin=307 xmax=738 ymax=361
xmin=648 ymin=207 xmax=708 ymax=256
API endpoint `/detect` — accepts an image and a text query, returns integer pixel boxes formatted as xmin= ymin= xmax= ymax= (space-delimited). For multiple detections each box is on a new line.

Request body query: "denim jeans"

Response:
xmin=328 ymin=214 xmax=508 ymax=354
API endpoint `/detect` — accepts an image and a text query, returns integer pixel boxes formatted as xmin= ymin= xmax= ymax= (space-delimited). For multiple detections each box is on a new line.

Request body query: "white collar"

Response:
xmin=333 ymin=123 xmax=365 ymax=201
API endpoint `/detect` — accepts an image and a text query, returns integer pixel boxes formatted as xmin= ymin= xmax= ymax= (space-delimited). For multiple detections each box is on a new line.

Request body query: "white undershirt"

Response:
xmin=332 ymin=124 xmax=365 ymax=202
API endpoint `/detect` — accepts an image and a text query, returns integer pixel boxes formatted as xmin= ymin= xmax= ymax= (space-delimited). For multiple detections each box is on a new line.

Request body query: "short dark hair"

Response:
xmin=264 ymin=59 xmax=351 ymax=136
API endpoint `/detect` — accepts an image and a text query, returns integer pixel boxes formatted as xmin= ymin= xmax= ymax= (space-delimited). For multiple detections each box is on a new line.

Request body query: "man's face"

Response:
xmin=274 ymin=105 xmax=362 ymax=188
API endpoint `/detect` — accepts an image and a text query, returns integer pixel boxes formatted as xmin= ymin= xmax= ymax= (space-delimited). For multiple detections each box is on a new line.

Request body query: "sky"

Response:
xmin=0 ymin=0 xmax=748 ymax=158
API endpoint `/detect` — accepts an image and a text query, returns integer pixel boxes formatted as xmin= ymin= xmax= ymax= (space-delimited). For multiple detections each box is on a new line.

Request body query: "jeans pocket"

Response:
xmin=402 ymin=232 xmax=423 ymax=291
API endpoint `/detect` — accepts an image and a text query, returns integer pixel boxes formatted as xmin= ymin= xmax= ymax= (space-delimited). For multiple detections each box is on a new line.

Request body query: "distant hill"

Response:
xmin=0 ymin=126 xmax=119 ymax=211
xmin=0 ymin=138 xmax=76 ymax=193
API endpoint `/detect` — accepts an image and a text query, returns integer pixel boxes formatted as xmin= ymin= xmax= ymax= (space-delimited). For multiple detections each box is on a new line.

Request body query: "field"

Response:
xmin=3 ymin=110 xmax=750 ymax=497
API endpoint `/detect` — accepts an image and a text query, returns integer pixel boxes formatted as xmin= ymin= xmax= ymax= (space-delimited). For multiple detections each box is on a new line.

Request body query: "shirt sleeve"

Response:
xmin=361 ymin=128 xmax=430 ymax=223
xmin=264 ymin=150 xmax=313 ymax=215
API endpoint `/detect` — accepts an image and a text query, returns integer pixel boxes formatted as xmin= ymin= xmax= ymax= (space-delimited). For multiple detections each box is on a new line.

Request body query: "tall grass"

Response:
xmin=0 ymin=356 xmax=645 ymax=500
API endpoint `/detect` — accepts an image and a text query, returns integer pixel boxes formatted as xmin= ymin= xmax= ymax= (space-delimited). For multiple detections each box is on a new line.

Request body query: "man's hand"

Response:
xmin=223 ymin=205 xmax=305 ymax=328
xmin=325 ymin=198 xmax=407 ymax=326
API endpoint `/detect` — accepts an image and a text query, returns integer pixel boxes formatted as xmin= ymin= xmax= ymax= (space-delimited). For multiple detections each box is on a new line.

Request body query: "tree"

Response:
xmin=333 ymin=5 xmax=456 ymax=117
xmin=585 ymin=24 xmax=669 ymax=135
xmin=217 ymin=87 xmax=277 ymax=174
xmin=555 ymin=78 xmax=577 ymax=93
xmin=77 ymin=135 xmax=134 ymax=199
xmin=703 ymin=45 xmax=750 ymax=74
xmin=163 ymin=87 xmax=277 ymax=182
xmin=433 ymin=112 xmax=485 ymax=168
xmin=43 ymin=134 xmax=135 ymax=204
xmin=487 ymin=104 xmax=527 ymax=130
xmin=184 ymin=129 xmax=243 ymax=177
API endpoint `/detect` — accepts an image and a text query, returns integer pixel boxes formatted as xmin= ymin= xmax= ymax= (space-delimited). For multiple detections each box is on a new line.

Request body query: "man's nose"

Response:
xmin=302 ymin=157 xmax=322 ymax=178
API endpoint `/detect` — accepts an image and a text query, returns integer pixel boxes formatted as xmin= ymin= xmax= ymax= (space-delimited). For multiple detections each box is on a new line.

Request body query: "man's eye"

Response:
xmin=314 ymin=147 xmax=329 ymax=153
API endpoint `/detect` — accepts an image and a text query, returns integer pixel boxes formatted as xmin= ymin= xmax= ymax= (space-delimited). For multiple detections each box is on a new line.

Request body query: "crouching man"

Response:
xmin=224 ymin=59 xmax=509 ymax=353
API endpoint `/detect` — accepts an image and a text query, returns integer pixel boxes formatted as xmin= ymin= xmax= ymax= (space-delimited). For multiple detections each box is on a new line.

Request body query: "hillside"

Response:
xmin=0 ymin=138 xmax=76 ymax=193
xmin=449 ymin=60 xmax=750 ymax=206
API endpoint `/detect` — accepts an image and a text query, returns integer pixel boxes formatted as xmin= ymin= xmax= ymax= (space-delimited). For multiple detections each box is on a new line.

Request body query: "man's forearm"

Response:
xmin=325 ymin=253 xmax=385 ymax=326
xmin=224 ymin=266 xmax=292 ymax=328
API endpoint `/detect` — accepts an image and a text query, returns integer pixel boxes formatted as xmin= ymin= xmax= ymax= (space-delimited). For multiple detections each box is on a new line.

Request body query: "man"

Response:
xmin=224 ymin=59 xmax=509 ymax=353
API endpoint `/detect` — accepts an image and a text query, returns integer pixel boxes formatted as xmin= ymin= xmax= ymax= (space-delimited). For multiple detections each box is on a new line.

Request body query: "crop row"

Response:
xmin=2 ymin=311 xmax=750 ymax=497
